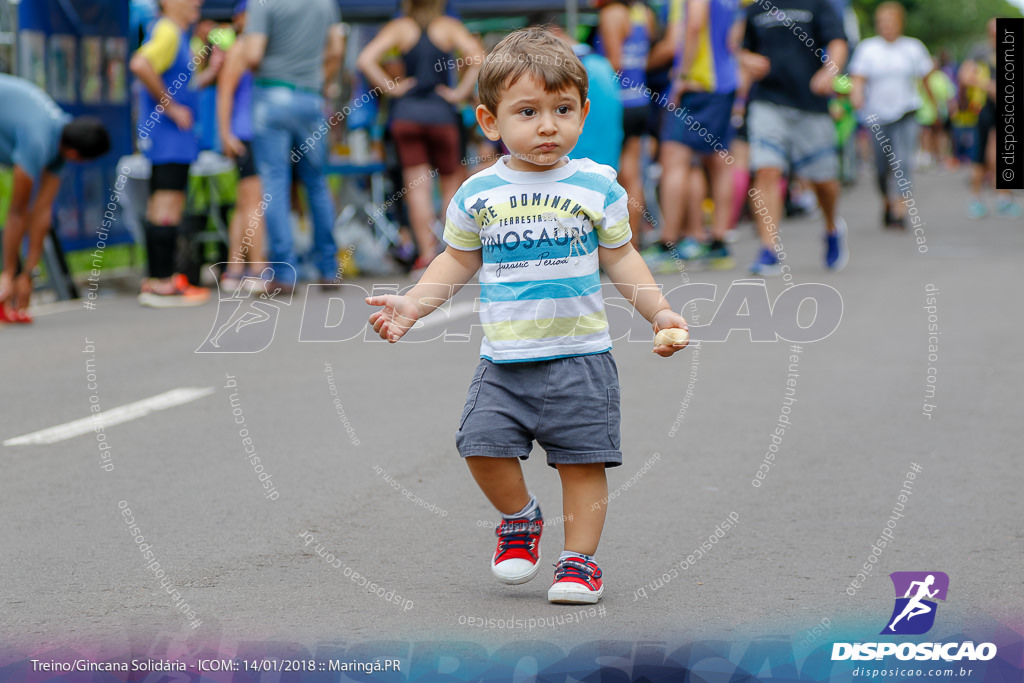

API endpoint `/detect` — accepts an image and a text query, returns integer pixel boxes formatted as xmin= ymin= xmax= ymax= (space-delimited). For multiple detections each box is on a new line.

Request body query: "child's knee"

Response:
xmin=555 ymin=462 xmax=608 ymax=479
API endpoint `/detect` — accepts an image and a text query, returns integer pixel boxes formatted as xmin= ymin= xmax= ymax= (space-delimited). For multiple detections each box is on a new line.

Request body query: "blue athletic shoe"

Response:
xmin=676 ymin=237 xmax=707 ymax=260
xmin=996 ymin=198 xmax=1023 ymax=219
xmin=826 ymin=217 xmax=848 ymax=271
xmin=749 ymin=246 xmax=782 ymax=276
xmin=967 ymin=200 xmax=988 ymax=219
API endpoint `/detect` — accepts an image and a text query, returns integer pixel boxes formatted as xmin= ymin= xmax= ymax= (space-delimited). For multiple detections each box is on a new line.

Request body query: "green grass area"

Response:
xmin=65 ymin=243 xmax=144 ymax=277
xmin=0 ymin=168 xmax=11 ymax=225
xmin=2 ymin=166 xmax=138 ymax=278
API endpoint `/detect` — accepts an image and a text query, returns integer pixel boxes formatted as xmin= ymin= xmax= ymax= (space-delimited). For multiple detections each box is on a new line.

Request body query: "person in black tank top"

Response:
xmin=391 ymin=30 xmax=459 ymax=126
xmin=358 ymin=1 xmax=484 ymax=270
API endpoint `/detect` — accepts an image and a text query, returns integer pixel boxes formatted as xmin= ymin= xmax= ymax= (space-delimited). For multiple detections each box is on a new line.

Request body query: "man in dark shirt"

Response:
xmin=740 ymin=0 xmax=849 ymax=274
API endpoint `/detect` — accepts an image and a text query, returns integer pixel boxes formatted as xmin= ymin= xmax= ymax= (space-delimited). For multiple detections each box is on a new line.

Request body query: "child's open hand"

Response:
xmin=366 ymin=294 xmax=421 ymax=343
xmin=652 ymin=309 xmax=690 ymax=357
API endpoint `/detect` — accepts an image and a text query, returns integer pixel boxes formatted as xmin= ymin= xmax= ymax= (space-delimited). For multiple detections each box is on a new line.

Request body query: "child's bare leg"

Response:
xmin=557 ymin=463 xmax=608 ymax=556
xmin=465 ymin=456 xmax=530 ymax=515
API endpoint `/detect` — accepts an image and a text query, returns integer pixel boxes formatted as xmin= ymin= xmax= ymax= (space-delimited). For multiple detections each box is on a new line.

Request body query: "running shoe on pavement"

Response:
xmin=706 ymin=239 xmax=734 ymax=270
xmin=996 ymin=198 xmax=1023 ymax=219
xmin=967 ymin=200 xmax=988 ymax=219
xmin=219 ymin=273 xmax=244 ymax=295
xmin=749 ymin=246 xmax=782 ymax=276
xmin=548 ymin=556 xmax=604 ymax=604
xmin=138 ymin=274 xmax=210 ymax=308
xmin=826 ymin=217 xmax=849 ymax=272
xmin=0 ymin=303 xmax=32 ymax=324
xmin=676 ymin=237 xmax=707 ymax=260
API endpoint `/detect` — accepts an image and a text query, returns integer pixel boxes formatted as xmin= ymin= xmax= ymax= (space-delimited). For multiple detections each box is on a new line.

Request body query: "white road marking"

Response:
xmin=24 ymin=300 xmax=86 ymax=318
xmin=3 ymin=387 xmax=216 ymax=446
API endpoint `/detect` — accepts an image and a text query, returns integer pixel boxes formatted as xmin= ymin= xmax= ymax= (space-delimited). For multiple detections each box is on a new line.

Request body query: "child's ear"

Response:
xmin=580 ymin=98 xmax=591 ymax=127
xmin=476 ymin=104 xmax=502 ymax=141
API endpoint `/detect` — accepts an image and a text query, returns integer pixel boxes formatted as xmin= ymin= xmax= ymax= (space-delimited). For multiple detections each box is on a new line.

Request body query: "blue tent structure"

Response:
xmin=19 ymin=0 xmax=132 ymax=256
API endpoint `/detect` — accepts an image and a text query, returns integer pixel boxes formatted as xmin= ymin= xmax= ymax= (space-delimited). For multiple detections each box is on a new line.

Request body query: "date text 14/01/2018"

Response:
xmin=214 ymin=659 xmax=402 ymax=673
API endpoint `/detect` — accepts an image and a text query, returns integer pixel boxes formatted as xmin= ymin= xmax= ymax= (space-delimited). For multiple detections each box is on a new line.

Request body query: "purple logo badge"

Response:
xmin=881 ymin=572 xmax=949 ymax=635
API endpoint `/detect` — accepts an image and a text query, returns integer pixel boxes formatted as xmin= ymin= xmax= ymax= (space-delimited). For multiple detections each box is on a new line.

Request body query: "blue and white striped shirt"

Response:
xmin=444 ymin=156 xmax=631 ymax=363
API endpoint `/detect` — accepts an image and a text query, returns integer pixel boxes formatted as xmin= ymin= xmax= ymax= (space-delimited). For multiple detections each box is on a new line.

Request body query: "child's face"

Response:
xmin=477 ymin=74 xmax=589 ymax=173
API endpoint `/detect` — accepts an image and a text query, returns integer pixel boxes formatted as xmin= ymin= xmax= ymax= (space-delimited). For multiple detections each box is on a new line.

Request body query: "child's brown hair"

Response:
xmin=477 ymin=27 xmax=588 ymax=114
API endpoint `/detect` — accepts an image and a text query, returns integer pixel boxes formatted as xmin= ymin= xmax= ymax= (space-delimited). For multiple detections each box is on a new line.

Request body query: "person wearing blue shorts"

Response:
xmin=593 ymin=0 xmax=656 ymax=249
xmin=656 ymin=0 xmax=740 ymax=267
xmin=131 ymin=0 xmax=220 ymax=307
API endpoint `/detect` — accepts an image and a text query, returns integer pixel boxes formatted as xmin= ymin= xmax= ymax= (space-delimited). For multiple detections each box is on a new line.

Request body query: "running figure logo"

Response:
xmin=196 ymin=263 xmax=296 ymax=353
xmin=881 ymin=571 xmax=949 ymax=635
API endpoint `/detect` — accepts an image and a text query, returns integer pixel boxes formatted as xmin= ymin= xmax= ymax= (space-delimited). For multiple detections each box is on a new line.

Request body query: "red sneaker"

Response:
xmin=548 ymin=556 xmax=604 ymax=604
xmin=0 ymin=303 xmax=32 ymax=324
xmin=491 ymin=514 xmax=543 ymax=585
xmin=173 ymin=274 xmax=210 ymax=298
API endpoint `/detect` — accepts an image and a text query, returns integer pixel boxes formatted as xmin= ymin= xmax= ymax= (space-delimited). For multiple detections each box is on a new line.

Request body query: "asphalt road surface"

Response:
xmin=1 ymin=166 xmax=1020 ymax=665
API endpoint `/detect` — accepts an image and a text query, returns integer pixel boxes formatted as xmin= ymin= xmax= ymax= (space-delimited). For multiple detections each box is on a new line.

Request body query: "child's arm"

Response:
xmin=365 ymin=246 xmax=482 ymax=343
xmin=599 ymin=243 xmax=689 ymax=357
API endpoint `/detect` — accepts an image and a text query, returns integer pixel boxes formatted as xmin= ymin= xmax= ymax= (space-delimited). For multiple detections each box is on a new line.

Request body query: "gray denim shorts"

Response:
xmin=748 ymin=100 xmax=838 ymax=182
xmin=455 ymin=352 xmax=623 ymax=468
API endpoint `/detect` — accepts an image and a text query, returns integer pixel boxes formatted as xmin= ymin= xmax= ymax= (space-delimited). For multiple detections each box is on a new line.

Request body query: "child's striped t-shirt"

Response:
xmin=443 ymin=156 xmax=631 ymax=363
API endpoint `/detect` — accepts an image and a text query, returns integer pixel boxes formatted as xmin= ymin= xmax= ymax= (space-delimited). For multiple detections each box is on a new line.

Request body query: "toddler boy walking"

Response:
xmin=367 ymin=27 xmax=688 ymax=604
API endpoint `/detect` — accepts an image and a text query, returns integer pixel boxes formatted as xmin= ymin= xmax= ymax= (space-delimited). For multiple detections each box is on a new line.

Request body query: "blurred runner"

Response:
xmin=960 ymin=18 xmax=1021 ymax=219
xmin=357 ymin=0 xmax=484 ymax=271
xmin=830 ymin=75 xmax=858 ymax=185
xmin=593 ymin=0 xmax=656 ymax=249
xmin=655 ymin=0 xmax=741 ymax=270
xmin=849 ymin=2 xmax=933 ymax=230
xmin=130 ymin=0 xmax=217 ymax=307
xmin=241 ymin=0 xmax=345 ymax=291
xmin=217 ymin=0 xmax=266 ymax=291
xmin=740 ymin=0 xmax=849 ymax=274
xmin=916 ymin=57 xmax=955 ymax=171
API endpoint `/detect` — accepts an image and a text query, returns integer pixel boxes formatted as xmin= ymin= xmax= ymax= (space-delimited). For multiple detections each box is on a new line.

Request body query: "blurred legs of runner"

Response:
xmin=253 ymin=85 xmax=337 ymax=286
xmin=402 ymin=164 xmax=443 ymax=266
xmin=620 ymin=136 xmax=646 ymax=250
xmin=224 ymin=173 xmax=266 ymax=284
xmin=870 ymin=113 xmax=918 ymax=227
xmin=658 ymin=140 xmax=691 ymax=249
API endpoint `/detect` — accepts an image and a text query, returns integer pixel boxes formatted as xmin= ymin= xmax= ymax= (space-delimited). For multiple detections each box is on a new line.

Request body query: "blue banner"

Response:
xmin=19 ymin=0 xmax=132 ymax=251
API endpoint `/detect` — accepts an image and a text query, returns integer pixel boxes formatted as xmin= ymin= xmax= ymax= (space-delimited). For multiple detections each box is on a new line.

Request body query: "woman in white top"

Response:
xmin=849 ymin=2 xmax=934 ymax=229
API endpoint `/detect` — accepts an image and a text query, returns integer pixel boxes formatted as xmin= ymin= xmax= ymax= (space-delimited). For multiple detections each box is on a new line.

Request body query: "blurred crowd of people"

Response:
xmin=2 ymin=0 xmax=1018 ymax=315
